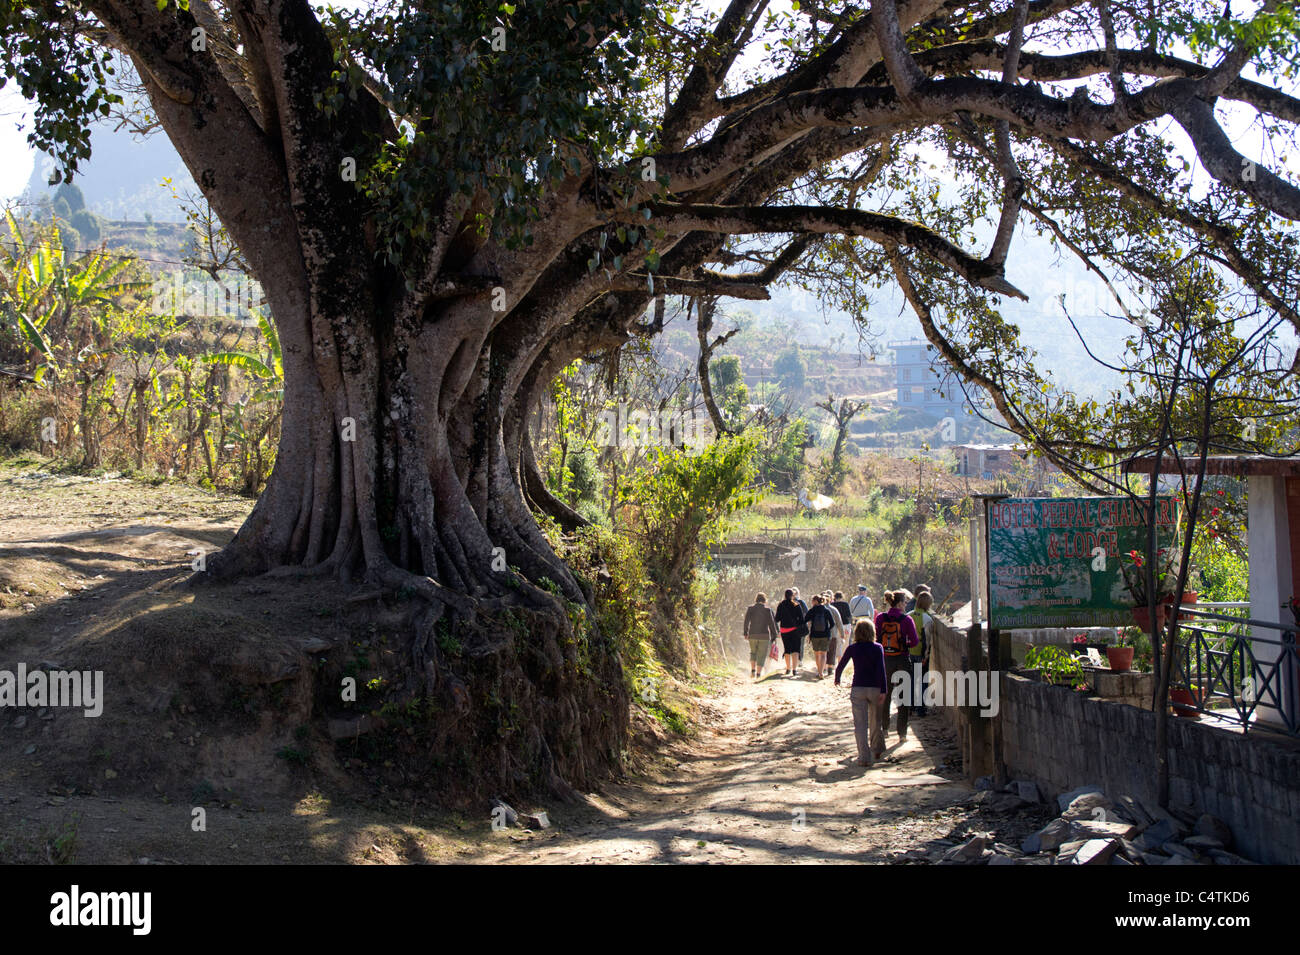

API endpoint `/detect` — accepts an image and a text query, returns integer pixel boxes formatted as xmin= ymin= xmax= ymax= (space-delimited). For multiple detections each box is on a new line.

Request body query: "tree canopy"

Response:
xmin=1 ymin=0 xmax=1295 ymax=585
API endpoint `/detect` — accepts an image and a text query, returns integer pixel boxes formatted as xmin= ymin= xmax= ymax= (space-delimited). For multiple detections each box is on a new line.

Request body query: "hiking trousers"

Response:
xmin=827 ymin=631 xmax=842 ymax=668
xmin=909 ymin=655 xmax=927 ymax=713
xmin=850 ymin=687 xmax=884 ymax=764
xmin=882 ymin=654 xmax=911 ymax=740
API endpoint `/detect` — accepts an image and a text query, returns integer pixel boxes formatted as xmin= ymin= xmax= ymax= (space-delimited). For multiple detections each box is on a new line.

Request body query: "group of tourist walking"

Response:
xmin=742 ymin=583 xmax=936 ymax=768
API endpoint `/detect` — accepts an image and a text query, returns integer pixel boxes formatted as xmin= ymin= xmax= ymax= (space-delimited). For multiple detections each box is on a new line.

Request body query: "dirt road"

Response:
xmin=463 ymin=666 xmax=981 ymax=864
xmin=0 ymin=664 xmax=999 ymax=865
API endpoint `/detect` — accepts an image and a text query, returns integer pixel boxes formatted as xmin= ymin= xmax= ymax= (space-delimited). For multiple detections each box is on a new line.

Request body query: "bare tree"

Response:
xmin=695 ymin=295 xmax=740 ymax=437
xmin=815 ymin=394 xmax=867 ymax=493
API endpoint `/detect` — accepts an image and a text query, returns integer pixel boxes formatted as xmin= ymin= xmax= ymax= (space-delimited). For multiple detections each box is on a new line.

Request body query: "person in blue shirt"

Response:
xmin=847 ymin=584 xmax=875 ymax=623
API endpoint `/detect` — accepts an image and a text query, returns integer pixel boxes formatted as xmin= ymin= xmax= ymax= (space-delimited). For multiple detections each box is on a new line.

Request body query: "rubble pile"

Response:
xmin=936 ymin=781 xmax=1255 ymax=866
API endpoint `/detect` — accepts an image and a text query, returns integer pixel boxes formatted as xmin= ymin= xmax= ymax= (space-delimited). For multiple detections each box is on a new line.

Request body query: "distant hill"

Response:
xmin=656 ymin=303 xmax=891 ymax=396
xmin=96 ymin=220 xmax=193 ymax=265
xmin=22 ymin=121 xmax=195 ymax=223
xmin=729 ymin=238 xmax=1136 ymax=400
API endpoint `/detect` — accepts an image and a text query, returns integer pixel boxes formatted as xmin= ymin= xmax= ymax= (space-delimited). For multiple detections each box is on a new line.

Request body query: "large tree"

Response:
xmin=4 ymin=0 xmax=1298 ymax=788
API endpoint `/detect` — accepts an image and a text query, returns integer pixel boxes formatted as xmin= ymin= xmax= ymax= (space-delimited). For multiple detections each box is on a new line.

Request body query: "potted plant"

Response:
xmin=1025 ymin=645 xmax=1086 ymax=688
xmin=1105 ymin=629 xmax=1135 ymax=672
xmin=1170 ymin=683 xmax=1203 ymax=718
xmin=1164 ymin=567 xmax=1201 ymax=620
xmin=1120 ymin=547 xmax=1180 ymax=630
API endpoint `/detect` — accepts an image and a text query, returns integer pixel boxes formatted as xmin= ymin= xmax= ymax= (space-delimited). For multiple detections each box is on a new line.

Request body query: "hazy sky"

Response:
xmin=0 ymin=84 xmax=34 ymax=199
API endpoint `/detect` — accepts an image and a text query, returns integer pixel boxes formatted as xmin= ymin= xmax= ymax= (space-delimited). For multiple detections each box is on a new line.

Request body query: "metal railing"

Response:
xmin=1169 ymin=604 xmax=1299 ymax=736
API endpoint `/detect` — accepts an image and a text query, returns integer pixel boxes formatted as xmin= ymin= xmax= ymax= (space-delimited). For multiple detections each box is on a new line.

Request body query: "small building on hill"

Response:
xmin=954 ymin=444 xmax=1018 ymax=478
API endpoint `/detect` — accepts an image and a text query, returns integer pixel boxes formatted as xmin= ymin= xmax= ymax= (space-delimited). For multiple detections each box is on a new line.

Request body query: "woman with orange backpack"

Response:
xmin=874 ymin=590 xmax=919 ymax=745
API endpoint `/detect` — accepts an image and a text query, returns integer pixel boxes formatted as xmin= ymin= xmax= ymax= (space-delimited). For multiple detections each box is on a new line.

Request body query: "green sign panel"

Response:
xmin=987 ymin=496 xmax=1179 ymax=629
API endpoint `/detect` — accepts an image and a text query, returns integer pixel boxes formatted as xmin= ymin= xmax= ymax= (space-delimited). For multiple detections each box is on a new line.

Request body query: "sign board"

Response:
xmin=987 ymin=496 xmax=1179 ymax=629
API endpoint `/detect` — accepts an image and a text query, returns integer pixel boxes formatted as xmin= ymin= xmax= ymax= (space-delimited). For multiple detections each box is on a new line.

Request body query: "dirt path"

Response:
xmin=462 ymin=667 xmax=979 ymax=864
xmin=0 ymin=664 xmax=988 ymax=865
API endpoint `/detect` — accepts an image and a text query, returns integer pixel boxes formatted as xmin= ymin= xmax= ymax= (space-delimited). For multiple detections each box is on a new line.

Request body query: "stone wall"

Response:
xmin=927 ymin=615 xmax=1300 ymax=865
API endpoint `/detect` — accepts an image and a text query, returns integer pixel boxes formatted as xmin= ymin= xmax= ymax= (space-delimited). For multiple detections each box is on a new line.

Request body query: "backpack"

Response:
xmin=879 ymin=615 xmax=905 ymax=654
xmin=809 ymin=606 xmax=830 ymax=635
xmin=909 ymin=610 xmax=929 ymax=655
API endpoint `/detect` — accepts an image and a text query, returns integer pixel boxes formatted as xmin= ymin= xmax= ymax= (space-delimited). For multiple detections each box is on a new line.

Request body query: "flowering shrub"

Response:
xmin=1120 ymin=546 xmax=1182 ymax=606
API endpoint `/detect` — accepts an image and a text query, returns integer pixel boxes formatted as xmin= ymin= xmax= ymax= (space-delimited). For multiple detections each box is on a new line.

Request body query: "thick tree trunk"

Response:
xmin=135 ymin=36 xmax=631 ymax=791
xmin=194 ymin=279 xmax=626 ymax=793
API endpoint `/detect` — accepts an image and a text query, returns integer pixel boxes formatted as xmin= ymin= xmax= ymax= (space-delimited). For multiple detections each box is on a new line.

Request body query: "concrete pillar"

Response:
xmin=979 ymin=513 xmax=989 ymax=625
xmin=1247 ymin=475 xmax=1296 ymax=729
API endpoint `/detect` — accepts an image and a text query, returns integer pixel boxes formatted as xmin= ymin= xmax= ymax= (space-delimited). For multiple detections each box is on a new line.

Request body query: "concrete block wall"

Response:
xmin=927 ymin=615 xmax=1300 ymax=864
xmin=929 ymin=616 xmax=973 ymax=739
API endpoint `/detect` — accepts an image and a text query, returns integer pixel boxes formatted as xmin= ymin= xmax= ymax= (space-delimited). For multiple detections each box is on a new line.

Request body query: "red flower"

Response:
xmin=1216 ymin=489 xmax=1225 ymax=496
xmin=1210 ymin=507 xmax=1220 ymax=517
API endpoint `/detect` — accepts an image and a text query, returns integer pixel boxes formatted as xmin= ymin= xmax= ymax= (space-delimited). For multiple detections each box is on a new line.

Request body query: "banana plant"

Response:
xmin=0 ymin=212 xmax=148 ymax=378
xmin=1 ymin=211 xmax=56 ymax=375
xmin=203 ymin=312 xmax=283 ymax=493
xmin=33 ymin=229 xmax=149 ymax=354
xmin=202 ymin=311 xmax=283 ymax=402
